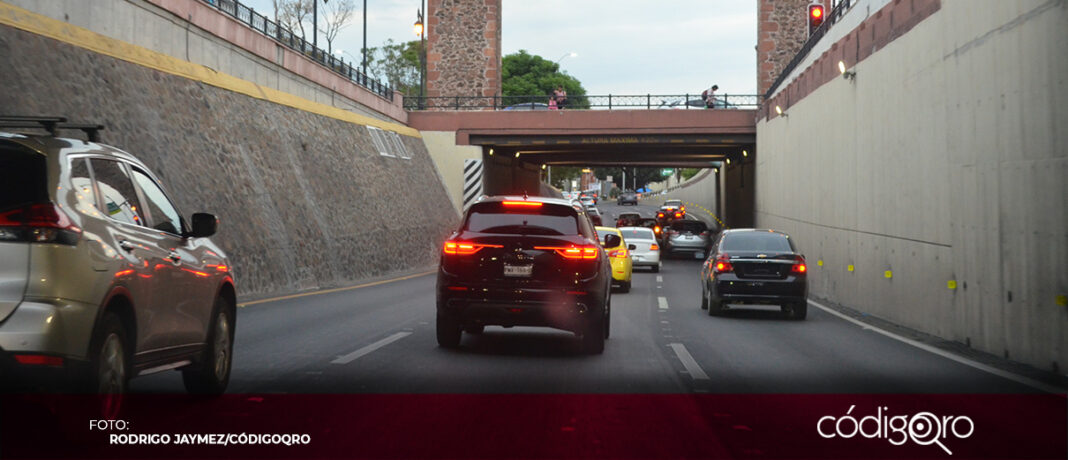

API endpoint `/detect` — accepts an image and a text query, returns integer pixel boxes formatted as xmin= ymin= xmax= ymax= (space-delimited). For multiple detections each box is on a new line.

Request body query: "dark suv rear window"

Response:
xmin=719 ymin=232 xmax=794 ymax=252
xmin=670 ymin=220 xmax=707 ymax=232
xmin=0 ymin=143 xmax=47 ymax=212
xmin=465 ymin=202 xmax=578 ymax=236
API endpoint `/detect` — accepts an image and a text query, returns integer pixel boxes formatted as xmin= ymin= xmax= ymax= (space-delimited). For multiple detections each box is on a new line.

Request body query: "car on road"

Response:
xmin=700 ymin=229 xmax=808 ymax=319
xmin=658 ymin=199 xmax=685 ymax=219
xmin=595 ymin=226 xmax=634 ymax=292
xmin=615 ymin=212 xmax=642 ymax=228
xmin=664 ymin=219 xmax=713 ymax=258
xmin=0 ymin=117 xmax=236 ymax=396
xmin=585 ymin=205 xmax=603 ymax=226
xmin=617 ymin=191 xmax=638 ymax=206
xmin=618 ymin=227 xmax=660 ymax=272
xmin=636 ymin=217 xmax=664 ymax=242
xmin=436 ymin=196 xmax=614 ymax=353
xmin=578 ymin=196 xmax=595 ymax=209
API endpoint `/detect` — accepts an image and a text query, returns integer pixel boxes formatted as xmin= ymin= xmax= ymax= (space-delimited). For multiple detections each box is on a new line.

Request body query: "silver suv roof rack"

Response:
xmin=0 ymin=115 xmax=106 ymax=142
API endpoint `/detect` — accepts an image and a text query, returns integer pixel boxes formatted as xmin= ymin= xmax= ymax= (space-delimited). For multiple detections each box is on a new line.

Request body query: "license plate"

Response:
xmin=503 ymin=264 xmax=533 ymax=277
xmin=694 ymin=251 xmax=705 ymax=259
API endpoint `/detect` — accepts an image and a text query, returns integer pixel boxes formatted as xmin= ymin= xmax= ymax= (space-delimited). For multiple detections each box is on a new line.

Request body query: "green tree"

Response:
xmin=502 ymin=50 xmax=588 ymax=109
xmin=366 ymin=39 xmax=422 ymax=95
xmin=596 ymin=167 xmax=665 ymax=191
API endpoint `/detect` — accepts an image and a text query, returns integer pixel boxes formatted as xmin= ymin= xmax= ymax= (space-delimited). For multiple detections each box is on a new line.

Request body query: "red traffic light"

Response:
xmin=807 ymin=3 xmax=825 ymax=34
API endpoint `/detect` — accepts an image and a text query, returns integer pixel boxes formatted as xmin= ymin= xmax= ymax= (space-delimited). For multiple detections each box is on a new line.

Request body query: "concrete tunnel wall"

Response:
xmin=0 ymin=2 xmax=459 ymax=300
xmin=755 ymin=0 xmax=1067 ymax=373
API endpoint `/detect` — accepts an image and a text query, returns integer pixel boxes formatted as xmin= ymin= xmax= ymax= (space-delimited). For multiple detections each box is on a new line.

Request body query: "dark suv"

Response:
xmin=436 ymin=196 xmax=615 ymax=353
xmin=700 ymin=229 xmax=808 ymax=319
xmin=0 ymin=116 xmax=235 ymax=395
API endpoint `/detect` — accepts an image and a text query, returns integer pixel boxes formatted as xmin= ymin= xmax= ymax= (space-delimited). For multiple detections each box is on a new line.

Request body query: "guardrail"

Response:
xmin=764 ymin=0 xmax=855 ymax=98
xmin=200 ymin=0 xmax=393 ymax=99
xmin=403 ymin=94 xmax=762 ymax=111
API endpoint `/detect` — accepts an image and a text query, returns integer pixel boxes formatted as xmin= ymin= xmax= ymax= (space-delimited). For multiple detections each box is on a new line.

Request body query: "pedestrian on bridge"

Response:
xmin=553 ymin=85 xmax=568 ymax=110
xmin=702 ymin=84 xmax=718 ymax=109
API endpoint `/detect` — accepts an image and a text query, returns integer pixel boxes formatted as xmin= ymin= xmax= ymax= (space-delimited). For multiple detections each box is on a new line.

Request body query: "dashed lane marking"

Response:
xmin=669 ymin=343 xmax=710 ymax=380
xmin=331 ymin=332 xmax=412 ymax=365
xmin=656 ymin=275 xmax=663 ymax=283
xmin=658 ymin=296 xmax=669 ymax=310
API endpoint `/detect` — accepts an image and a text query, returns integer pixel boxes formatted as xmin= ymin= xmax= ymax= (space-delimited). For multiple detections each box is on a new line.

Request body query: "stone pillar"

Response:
xmin=426 ymin=0 xmax=502 ymax=103
xmin=757 ymin=0 xmax=827 ymax=96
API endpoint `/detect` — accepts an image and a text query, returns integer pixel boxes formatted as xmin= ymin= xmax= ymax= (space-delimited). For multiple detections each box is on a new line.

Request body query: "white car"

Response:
xmin=618 ymin=227 xmax=661 ymax=272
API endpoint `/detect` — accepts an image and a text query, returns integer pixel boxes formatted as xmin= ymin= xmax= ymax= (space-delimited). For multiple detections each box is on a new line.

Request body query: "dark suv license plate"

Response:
xmin=504 ymin=264 xmax=533 ymax=277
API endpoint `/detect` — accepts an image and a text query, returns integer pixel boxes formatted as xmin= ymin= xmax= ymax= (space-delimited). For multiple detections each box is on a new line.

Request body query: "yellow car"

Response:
xmin=596 ymin=226 xmax=633 ymax=292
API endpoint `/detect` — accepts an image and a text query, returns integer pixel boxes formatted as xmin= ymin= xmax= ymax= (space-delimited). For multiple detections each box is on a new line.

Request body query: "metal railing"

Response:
xmin=403 ymin=94 xmax=762 ymax=111
xmin=200 ymin=0 xmax=393 ymax=99
xmin=764 ymin=0 xmax=855 ymax=98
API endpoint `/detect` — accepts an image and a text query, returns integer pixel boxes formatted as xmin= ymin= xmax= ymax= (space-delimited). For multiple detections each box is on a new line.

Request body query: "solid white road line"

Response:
xmin=331 ymin=331 xmax=412 ymax=365
xmin=808 ymin=300 xmax=1067 ymax=395
xmin=669 ymin=343 xmax=710 ymax=380
xmin=656 ymin=275 xmax=663 ymax=283
xmin=658 ymin=296 xmax=669 ymax=310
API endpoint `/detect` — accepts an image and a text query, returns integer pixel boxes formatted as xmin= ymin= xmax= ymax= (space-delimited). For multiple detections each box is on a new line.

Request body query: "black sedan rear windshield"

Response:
xmin=465 ymin=202 xmax=578 ymax=235
xmin=719 ymin=232 xmax=794 ymax=252
xmin=0 ymin=143 xmax=47 ymax=212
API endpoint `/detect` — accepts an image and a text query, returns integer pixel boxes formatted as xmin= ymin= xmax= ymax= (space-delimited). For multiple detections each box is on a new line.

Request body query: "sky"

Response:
xmin=239 ymin=0 xmax=758 ymax=96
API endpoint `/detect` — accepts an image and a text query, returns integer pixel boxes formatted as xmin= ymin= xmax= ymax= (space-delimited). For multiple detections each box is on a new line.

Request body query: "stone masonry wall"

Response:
xmin=758 ymin=0 xmax=827 ymax=96
xmin=0 ymin=25 xmax=459 ymax=300
xmin=426 ymin=0 xmax=501 ymax=99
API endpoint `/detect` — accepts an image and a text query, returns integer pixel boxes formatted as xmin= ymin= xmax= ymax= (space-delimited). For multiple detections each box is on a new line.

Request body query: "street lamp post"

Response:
xmin=414 ymin=1 xmax=427 ymax=107
xmin=362 ymin=0 xmax=368 ymax=78
xmin=554 ymin=51 xmax=577 ymax=66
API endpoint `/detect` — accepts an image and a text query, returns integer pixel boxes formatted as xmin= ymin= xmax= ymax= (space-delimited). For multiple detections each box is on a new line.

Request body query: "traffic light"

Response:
xmin=808 ymin=3 xmax=825 ymax=35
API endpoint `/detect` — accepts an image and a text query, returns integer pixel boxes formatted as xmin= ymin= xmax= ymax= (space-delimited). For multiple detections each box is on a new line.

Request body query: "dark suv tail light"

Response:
xmin=0 ymin=203 xmax=81 ymax=245
xmin=535 ymin=245 xmax=599 ymax=260
xmin=443 ymin=240 xmax=502 ymax=255
xmin=791 ymin=262 xmax=807 ymax=274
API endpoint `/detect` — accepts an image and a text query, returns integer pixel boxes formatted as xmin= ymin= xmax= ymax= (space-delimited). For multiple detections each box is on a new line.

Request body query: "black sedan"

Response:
xmin=700 ymin=229 xmax=808 ymax=319
xmin=436 ymin=196 xmax=616 ymax=353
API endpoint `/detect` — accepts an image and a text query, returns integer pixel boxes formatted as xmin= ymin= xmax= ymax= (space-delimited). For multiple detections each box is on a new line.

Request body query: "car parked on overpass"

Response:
xmin=0 ymin=116 xmax=236 ymax=397
xmin=700 ymin=229 xmax=808 ymax=320
xmin=436 ymin=196 xmax=614 ymax=353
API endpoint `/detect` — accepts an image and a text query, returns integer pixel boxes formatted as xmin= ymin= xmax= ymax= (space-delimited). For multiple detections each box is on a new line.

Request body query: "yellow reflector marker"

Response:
xmin=817 ymin=260 xmax=823 ymax=267
xmin=847 ymin=264 xmax=854 ymax=272
xmin=1057 ymin=295 xmax=1068 ymax=307
xmin=884 ymin=270 xmax=893 ymax=279
xmin=947 ymin=280 xmax=957 ymax=290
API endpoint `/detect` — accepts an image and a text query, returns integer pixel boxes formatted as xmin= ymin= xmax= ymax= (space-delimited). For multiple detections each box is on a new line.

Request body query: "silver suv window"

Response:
xmin=131 ymin=168 xmax=182 ymax=235
xmin=90 ymin=159 xmax=144 ymax=226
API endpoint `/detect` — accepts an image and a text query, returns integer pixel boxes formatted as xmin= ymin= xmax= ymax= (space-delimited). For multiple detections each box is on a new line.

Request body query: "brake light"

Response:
xmin=650 ymin=244 xmax=659 ymax=251
xmin=535 ymin=245 xmax=598 ymax=260
xmin=609 ymin=248 xmax=629 ymax=258
xmin=653 ymin=226 xmax=661 ymax=234
xmin=792 ymin=263 xmax=807 ymax=273
xmin=714 ymin=254 xmax=733 ymax=273
xmin=443 ymin=241 xmax=502 ymax=255
xmin=14 ymin=354 xmax=64 ymax=366
xmin=657 ymin=213 xmax=664 ymax=218
xmin=675 ymin=213 xmax=682 ymax=218
xmin=501 ymin=201 xmax=542 ymax=208
xmin=0 ymin=203 xmax=81 ymax=245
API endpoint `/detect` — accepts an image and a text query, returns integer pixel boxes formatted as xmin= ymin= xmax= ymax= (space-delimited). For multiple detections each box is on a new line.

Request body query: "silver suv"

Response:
xmin=0 ymin=116 xmax=235 ymax=395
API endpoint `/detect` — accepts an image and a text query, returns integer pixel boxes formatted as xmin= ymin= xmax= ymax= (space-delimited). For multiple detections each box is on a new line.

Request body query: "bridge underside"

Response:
xmin=470 ymin=133 xmax=752 ymax=168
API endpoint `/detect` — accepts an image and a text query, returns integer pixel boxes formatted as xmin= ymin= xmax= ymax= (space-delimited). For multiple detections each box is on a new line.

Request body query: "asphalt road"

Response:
xmin=133 ymin=202 xmax=1041 ymax=395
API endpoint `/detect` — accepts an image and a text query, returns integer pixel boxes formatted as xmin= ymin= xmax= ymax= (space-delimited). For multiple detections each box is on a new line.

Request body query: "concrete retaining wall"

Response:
xmin=0 ymin=17 xmax=459 ymax=300
xmin=754 ymin=0 xmax=1067 ymax=372
xmin=4 ymin=0 xmax=406 ymax=123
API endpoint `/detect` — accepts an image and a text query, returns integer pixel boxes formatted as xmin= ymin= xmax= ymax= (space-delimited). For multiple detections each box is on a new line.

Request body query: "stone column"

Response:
xmin=757 ymin=0 xmax=827 ymax=96
xmin=426 ymin=0 xmax=502 ymax=107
